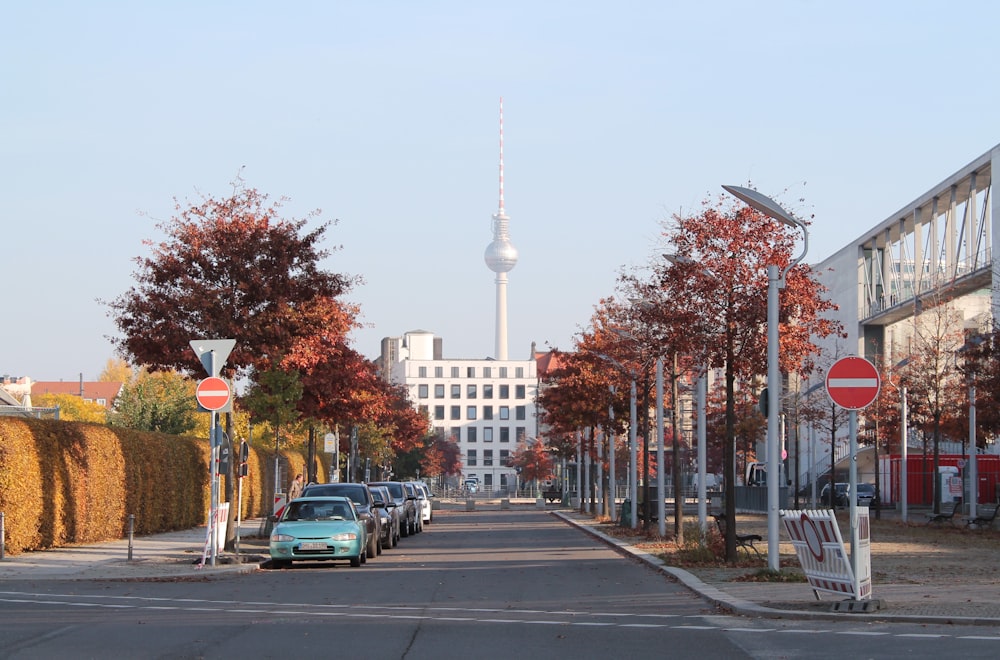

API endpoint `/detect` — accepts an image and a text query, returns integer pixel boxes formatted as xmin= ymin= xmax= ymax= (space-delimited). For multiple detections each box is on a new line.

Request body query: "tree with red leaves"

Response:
xmin=510 ymin=440 xmax=554 ymax=492
xmin=106 ymin=180 xmax=360 ymax=379
xmin=643 ymin=194 xmax=841 ymax=561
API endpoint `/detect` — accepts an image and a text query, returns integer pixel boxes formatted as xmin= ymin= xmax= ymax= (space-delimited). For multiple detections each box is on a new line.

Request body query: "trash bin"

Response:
xmin=619 ymin=498 xmax=632 ymax=527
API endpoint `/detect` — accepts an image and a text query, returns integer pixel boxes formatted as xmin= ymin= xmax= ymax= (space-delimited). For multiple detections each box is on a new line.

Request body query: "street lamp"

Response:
xmin=722 ymin=185 xmax=809 ymax=572
xmin=595 ymin=352 xmax=639 ymax=529
xmin=664 ymin=253 xmax=711 ymax=535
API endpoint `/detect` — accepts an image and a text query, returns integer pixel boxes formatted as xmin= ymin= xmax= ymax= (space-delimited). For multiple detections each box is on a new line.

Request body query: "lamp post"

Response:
xmin=722 ymin=185 xmax=809 ymax=572
xmin=655 ymin=358 xmax=666 ymax=537
xmin=888 ymin=358 xmax=910 ymax=523
xmin=595 ymin=352 xmax=638 ymax=529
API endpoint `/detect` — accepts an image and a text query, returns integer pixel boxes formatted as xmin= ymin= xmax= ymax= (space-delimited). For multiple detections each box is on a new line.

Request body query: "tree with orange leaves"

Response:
xmin=510 ymin=439 xmax=554 ymax=494
xmin=635 ymin=193 xmax=840 ymax=561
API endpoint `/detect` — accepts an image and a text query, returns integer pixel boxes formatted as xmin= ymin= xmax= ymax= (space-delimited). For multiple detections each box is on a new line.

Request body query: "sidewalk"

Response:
xmin=0 ymin=520 xmax=265 ymax=582
xmin=556 ymin=509 xmax=1000 ymax=627
xmin=3 ymin=508 xmax=999 ymax=627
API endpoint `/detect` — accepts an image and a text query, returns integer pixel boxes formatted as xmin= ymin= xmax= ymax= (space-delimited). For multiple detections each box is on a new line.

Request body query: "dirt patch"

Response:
xmin=593 ymin=510 xmax=1000 ymax=586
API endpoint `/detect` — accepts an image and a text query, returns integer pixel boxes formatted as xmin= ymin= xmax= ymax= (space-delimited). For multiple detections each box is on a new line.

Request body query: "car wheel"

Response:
xmin=367 ymin=533 xmax=378 ymax=559
xmin=350 ymin=555 xmax=362 ymax=567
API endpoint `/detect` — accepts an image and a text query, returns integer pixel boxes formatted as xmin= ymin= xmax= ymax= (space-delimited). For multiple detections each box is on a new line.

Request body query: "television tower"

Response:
xmin=483 ymin=97 xmax=518 ymax=360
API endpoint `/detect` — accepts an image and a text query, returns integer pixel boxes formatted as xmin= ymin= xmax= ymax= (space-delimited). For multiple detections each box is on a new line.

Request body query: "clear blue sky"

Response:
xmin=4 ymin=1 xmax=998 ymax=381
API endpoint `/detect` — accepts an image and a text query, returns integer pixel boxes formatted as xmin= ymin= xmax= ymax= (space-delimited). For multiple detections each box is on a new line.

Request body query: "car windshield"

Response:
xmin=857 ymin=484 xmax=876 ymax=495
xmin=284 ymin=500 xmax=354 ymax=521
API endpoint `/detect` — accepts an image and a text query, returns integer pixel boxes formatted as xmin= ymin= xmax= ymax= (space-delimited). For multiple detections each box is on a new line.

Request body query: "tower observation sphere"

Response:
xmin=485 ymin=213 xmax=519 ymax=273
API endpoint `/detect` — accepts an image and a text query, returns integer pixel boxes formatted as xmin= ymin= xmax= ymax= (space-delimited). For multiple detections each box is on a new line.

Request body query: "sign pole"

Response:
xmin=849 ymin=409 xmax=858 ymax=580
xmin=209 ymin=350 xmax=218 ymax=566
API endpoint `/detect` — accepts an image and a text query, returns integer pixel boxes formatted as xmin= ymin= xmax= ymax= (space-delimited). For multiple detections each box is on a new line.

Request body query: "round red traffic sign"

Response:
xmin=196 ymin=376 xmax=231 ymax=411
xmin=825 ymin=356 xmax=880 ymax=410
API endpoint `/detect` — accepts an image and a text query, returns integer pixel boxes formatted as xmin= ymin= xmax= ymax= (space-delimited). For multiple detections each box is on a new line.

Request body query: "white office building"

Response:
xmin=382 ymin=330 xmax=539 ymax=493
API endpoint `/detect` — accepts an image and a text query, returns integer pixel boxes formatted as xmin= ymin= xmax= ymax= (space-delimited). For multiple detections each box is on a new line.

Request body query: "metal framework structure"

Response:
xmin=860 ymin=147 xmax=995 ymax=327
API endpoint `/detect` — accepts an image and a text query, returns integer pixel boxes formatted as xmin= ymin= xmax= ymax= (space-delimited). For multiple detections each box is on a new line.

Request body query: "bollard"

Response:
xmin=1 ymin=511 xmax=5 ymax=560
xmin=127 ymin=514 xmax=135 ymax=561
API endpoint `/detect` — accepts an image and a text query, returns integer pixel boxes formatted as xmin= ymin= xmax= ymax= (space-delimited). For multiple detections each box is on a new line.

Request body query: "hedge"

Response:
xmin=0 ymin=417 xmax=319 ymax=555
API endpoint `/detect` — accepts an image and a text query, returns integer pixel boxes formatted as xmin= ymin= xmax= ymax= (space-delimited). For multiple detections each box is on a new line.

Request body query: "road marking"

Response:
xmin=2 ymin=591 xmax=1000 ymax=645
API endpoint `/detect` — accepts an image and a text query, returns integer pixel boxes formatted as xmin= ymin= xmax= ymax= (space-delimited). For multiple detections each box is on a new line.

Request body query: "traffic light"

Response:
xmin=758 ymin=387 xmax=768 ymax=416
xmin=238 ymin=440 xmax=249 ymax=478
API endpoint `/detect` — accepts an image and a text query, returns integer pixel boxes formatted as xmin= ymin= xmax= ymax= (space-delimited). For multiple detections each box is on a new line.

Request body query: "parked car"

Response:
xmin=269 ymin=496 xmax=366 ymax=568
xmin=403 ymin=482 xmax=423 ymax=533
xmin=821 ymin=482 xmax=875 ymax=507
xmin=368 ymin=484 xmax=398 ymax=549
xmin=409 ymin=481 xmax=433 ymax=524
xmin=370 ymin=481 xmax=418 ymax=537
xmin=301 ymin=482 xmax=381 ymax=559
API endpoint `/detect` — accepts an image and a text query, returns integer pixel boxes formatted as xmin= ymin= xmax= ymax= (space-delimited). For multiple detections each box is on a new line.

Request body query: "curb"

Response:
xmin=553 ymin=510 xmax=1000 ymax=627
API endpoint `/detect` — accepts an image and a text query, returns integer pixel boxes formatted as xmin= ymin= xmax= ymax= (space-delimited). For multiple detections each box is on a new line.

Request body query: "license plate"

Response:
xmin=299 ymin=542 xmax=327 ymax=550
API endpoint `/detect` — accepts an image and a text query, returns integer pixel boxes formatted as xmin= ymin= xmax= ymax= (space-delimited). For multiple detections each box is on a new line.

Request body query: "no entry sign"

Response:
xmin=196 ymin=376 xmax=231 ymax=411
xmin=825 ymin=356 xmax=880 ymax=410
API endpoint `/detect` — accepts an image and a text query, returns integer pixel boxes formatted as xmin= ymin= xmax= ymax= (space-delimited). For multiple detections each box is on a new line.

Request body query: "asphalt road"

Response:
xmin=1 ymin=509 xmax=999 ymax=659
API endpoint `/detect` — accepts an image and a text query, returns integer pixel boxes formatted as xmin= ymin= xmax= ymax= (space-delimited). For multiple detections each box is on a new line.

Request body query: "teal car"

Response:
xmin=269 ymin=496 xmax=367 ymax=568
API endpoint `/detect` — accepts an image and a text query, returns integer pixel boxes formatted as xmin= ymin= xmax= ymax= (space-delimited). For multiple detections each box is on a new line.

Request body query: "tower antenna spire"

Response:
xmin=498 ymin=96 xmax=504 ymax=215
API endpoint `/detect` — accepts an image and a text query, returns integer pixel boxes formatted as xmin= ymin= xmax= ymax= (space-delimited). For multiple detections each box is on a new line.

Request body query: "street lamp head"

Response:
xmin=663 ymin=253 xmax=695 ymax=266
xmin=722 ymin=185 xmax=802 ymax=229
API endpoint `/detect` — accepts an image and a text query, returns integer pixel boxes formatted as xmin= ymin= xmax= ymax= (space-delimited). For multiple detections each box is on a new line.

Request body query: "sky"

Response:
xmin=4 ymin=1 xmax=999 ymax=382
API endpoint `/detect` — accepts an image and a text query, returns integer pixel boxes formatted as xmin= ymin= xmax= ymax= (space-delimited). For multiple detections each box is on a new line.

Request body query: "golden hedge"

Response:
xmin=0 ymin=417 xmax=319 ymax=555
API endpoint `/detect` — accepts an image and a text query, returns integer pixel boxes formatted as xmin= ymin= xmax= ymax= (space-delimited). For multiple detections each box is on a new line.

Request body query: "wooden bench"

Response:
xmin=966 ymin=504 xmax=1000 ymax=529
xmin=541 ymin=490 xmax=562 ymax=504
xmin=713 ymin=513 xmax=763 ymax=558
xmin=926 ymin=500 xmax=961 ymax=526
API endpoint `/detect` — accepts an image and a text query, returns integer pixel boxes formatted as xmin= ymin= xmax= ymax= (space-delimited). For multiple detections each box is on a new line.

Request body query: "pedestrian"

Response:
xmin=288 ymin=473 xmax=304 ymax=501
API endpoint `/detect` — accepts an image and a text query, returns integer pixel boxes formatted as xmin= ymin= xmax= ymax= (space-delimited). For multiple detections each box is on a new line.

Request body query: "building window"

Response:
xmin=483 ymin=366 xmax=492 ymax=378
xmin=499 ymin=384 xmax=510 ymax=399
xmin=435 ymin=366 xmax=443 ymax=378
xmin=418 ymin=405 xmax=428 ymax=418
xmin=418 ymin=384 xmax=429 ymax=398
xmin=484 ymin=450 xmax=493 ymax=466
xmin=467 ymin=366 xmax=476 ymax=378
xmin=516 ymin=427 xmax=526 ymax=443
xmin=467 ymin=384 xmax=477 ymax=399
xmin=516 ymin=385 xmax=526 ymax=399
xmin=500 ymin=449 xmax=509 ymax=466
xmin=499 ymin=405 xmax=510 ymax=420
xmin=515 ymin=405 xmax=526 ymax=420
xmin=418 ymin=366 xmax=427 ymax=377
xmin=434 ymin=406 xmax=445 ymax=420
xmin=467 ymin=450 xmax=477 ymax=467
xmin=450 ymin=405 xmax=461 ymax=420
xmin=451 ymin=366 xmax=460 ymax=377
xmin=451 ymin=384 xmax=461 ymax=398
xmin=483 ymin=383 xmax=493 ymax=399
xmin=500 ymin=426 xmax=510 ymax=443
xmin=450 ymin=427 xmax=460 ymax=442
xmin=467 ymin=427 xmax=477 ymax=442
xmin=483 ymin=406 xmax=493 ymax=420
xmin=499 ymin=367 xmax=508 ymax=378
xmin=484 ymin=427 xmax=494 ymax=442
xmin=434 ymin=384 xmax=445 ymax=398
xmin=515 ymin=367 xmax=524 ymax=378
xmin=467 ymin=406 xmax=477 ymax=420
